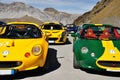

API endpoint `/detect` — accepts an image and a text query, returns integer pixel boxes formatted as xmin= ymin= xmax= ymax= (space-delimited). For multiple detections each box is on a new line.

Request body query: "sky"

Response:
xmin=0 ymin=0 xmax=100 ymax=14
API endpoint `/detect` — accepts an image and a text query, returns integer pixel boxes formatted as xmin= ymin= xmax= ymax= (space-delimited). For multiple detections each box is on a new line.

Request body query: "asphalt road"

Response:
xmin=0 ymin=36 xmax=120 ymax=80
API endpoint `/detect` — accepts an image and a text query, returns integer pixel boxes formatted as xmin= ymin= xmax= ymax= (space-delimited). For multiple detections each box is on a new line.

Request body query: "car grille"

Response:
xmin=97 ymin=61 xmax=120 ymax=67
xmin=49 ymin=38 xmax=58 ymax=41
xmin=0 ymin=61 xmax=22 ymax=68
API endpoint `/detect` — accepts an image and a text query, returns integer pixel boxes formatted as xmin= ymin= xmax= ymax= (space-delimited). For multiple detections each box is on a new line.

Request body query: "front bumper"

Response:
xmin=96 ymin=60 xmax=120 ymax=72
xmin=77 ymin=59 xmax=102 ymax=70
xmin=48 ymin=36 xmax=67 ymax=44
xmin=0 ymin=55 xmax=45 ymax=75
xmin=77 ymin=59 xmax=120 ymax=72
xmin=0 ymin=69 xmax=18 ymax=75
xmin=0 ymin=61 xmax=22 ymax=68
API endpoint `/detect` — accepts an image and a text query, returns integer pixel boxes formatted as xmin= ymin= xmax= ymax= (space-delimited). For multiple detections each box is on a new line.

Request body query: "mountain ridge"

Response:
xmin=0 ymin=2 xmax=80 ymax=25
xmin=73 ymin=0 xmax=119 ymax=26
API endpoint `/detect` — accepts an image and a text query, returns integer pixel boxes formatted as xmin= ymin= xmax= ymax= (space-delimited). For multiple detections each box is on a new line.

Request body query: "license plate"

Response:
xmin=48 ymin=40 xmax=55 ymax=43
xmin=107 ymin=69 xmax=120 ymax=72
xmin=0 ymin=70 xmax=14 ymax=75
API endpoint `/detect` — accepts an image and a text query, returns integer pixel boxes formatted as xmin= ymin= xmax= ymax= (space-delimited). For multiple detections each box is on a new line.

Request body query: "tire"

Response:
xmin=73 ymin=54 xmax=80 ymax=69
xmin=65 ymin=38 xmax=68 ymax=44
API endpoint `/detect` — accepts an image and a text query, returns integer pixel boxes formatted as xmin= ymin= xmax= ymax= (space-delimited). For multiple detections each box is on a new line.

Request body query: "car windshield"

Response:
xmin=80 ymin=26 xmax=120 ymax=40
xmin=43 ymin=24 xmax=63 ymax=30
xmin=0 ymin=24 xmax=42 ymax=39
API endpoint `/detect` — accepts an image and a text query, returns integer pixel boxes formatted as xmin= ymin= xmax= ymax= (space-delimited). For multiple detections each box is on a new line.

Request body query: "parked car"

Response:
xmin=71 ymin=23 xmax=120 ymax=72
xmin=41 ymin=22 xmax=68 ymax=44
xmin=0 ymin=22 xmax=49 ymax=75
xmin=66 ymin=24 xmax=78 ymax=34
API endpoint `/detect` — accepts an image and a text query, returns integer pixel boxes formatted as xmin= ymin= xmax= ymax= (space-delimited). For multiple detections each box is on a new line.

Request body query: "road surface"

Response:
xmin=0 ymin=36 xmax=120 ymax=80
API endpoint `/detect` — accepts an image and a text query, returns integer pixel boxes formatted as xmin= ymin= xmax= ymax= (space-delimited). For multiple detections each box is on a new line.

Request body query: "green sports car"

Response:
xmin=71 ymin=24 xmax=120 ymax=72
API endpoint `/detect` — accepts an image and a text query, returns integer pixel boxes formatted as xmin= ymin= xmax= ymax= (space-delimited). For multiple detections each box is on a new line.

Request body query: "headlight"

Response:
xmin=81 ymin=47 xmax=88 ymax=54
xmin=91 ymin=53 xmax=95 ymax=57
xmin=32 ymin=45 xmax=42 ymax=56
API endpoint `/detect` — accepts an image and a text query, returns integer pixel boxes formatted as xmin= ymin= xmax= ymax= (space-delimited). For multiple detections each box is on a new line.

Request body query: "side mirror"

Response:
xmin=39 ymin=25 xmax=44 ymax=29
xmin=65 ymin=27 xmax=67 ymax=30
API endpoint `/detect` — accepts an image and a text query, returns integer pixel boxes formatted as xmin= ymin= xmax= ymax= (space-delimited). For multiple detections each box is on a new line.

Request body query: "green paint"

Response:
xmin=73 ymin=39 xmax=104 ymax=69
xmin=112 ymin=40 xmax=120 ymax=51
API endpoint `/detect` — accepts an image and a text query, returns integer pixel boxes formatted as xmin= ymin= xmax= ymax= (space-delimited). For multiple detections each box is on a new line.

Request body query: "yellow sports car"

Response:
xmin=0 ymin=22 xmax=49 ymax=75
xmin=41 ymin=22 xmax=68 ymax=44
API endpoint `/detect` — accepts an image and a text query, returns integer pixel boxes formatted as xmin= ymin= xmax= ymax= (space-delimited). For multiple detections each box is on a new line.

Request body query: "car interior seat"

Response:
xmin=99 ymin=29 xmax=111 ymax=40
xmin=84 ymin=28 xmax=97 ymax=39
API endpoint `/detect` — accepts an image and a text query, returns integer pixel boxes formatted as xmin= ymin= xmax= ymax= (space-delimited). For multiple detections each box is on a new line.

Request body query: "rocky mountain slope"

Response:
xmin=0 ymin=2 xmax=79 ymax=25
xmin=44 ymin=8 xmax=79 ymax=25
xmin=1 ymin=15 xmax=43 ymax=25
xmin=74 ymin=0 xmax=120 ymax=27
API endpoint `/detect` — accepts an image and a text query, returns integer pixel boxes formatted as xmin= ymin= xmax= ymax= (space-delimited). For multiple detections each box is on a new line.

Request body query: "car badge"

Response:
xmin=109 ymin=50 xmax=115 ymax=54
xmin=2 ymin=50 xmax=9 ymax=57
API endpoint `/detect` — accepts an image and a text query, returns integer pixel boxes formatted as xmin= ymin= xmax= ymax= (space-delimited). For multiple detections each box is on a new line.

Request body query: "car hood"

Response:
xmin=0 ymin=39 xmax=41 ymax=47
xmin=97 ymin=40 xmax=120 ymax=61
xmin=96 ymin=40 xmax=120 ymax=70
xmin=43 ymin=30 xmax=64 ymax=34
xmin=76 ymin=39 xmax=120 ymax=59
xmin=0 ymin=38 xmax=44 ymax=60
xmin=42 ymin=30 xmax=65 ymax=37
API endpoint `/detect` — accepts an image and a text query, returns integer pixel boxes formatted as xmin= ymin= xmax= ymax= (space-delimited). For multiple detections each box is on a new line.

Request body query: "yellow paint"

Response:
xmin=0 ymin=27 xmax=6 ymax=35
xmin=0 ymin=22 xmax=49 ymax=71
xmin=95 ymin=24 xmax=103 ymax=26
xmin=43 ymin=22 xmax=60 ymax=25
xmin=96 ymin=40 xmax=120 ymax=70
xmin=41 ymin=22 xmax=68 ymax=43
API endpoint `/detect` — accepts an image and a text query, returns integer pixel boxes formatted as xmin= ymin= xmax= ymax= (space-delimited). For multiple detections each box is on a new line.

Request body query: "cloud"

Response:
xmin=0 ymin=0 xmax=100 ymax=14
